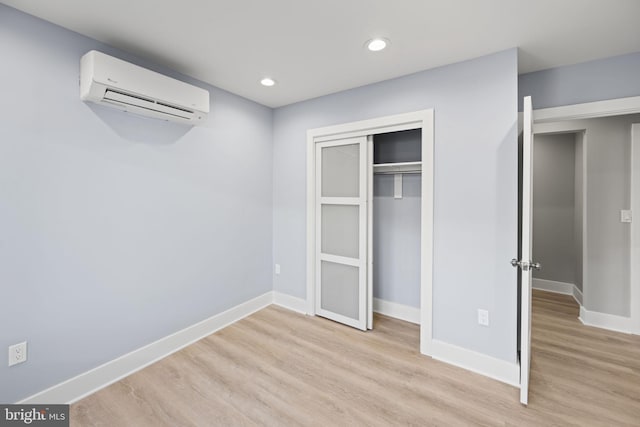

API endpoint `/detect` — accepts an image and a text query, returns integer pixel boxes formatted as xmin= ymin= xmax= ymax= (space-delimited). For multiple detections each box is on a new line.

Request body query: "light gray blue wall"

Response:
xmin=373 ymin=174 xmax=421 ymax=307
xmin=582 ymin=115 xmax=638 ymax=316
xmin=0 ymin=5 xmax=273 ymax=403
xmin=273 ymin=49 xmax=519 ymax=363
xmin=519 ymin=51 xmax=640 ymax=110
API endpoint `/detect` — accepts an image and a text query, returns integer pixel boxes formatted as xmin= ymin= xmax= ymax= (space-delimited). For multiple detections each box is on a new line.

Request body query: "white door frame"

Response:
xmin=631 ymin=124 xmax=640 ymax=334
xmin=533 ymin=95 xmax=640 ymax=123
xmin=530 ymin=95 xmax=640 ymax=334
xmin=306 ymin=109 xmax=434 ymax=355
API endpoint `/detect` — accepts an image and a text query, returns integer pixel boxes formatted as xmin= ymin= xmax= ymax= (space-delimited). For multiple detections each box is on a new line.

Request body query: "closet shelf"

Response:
xmin=373 ymin=161 xmax=422 ymax=174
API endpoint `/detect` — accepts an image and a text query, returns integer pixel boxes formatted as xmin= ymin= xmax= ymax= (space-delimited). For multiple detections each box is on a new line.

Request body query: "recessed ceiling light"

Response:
xmin=260 ymin=77 xmax=276 ymax=87
xmin=366 ymin=38 xmax=389 ymax=52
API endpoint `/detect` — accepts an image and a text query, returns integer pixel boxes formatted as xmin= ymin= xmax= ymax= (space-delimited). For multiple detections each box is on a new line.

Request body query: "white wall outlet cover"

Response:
xmin=275 ymin=264 xmax=281 ymax=275
xmin=620 ymin=210 xmax=632 ymax=223
xmin=477 ymin=309 xmax=489 ymax=326
xmin=8 ymin=341 xmax=27 ymax=367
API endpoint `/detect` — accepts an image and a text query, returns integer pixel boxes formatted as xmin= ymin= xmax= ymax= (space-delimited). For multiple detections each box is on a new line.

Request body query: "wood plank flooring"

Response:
xmin=71 ymin=292 xmax=640 ymax=426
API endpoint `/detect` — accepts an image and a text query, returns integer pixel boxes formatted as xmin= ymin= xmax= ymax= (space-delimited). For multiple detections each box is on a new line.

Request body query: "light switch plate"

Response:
xmin=621 ymin=210 xmax=632 ymax=223
xmin=275 ymin=264 xmax=281 ymax=275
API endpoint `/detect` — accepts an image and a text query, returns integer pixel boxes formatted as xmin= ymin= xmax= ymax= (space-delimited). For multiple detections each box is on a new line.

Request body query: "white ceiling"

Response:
xmin=3 ymin=0 xmax=640 ymax=108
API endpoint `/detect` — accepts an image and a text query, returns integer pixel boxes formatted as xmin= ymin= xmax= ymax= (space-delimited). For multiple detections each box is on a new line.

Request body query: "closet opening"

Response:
xmin=370 ymin=129 xmax=422 ymax=342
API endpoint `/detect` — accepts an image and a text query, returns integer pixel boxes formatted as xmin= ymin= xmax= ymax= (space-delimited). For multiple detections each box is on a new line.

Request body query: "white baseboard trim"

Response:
xmin=573 ymin=286 xmax=584 ymax=306
xmin=579 ymin=306 xmax=634 ymax=334
xmin=532 ymin=278 xmax=574 ymax=295
xmin=373 ymin=298 xmax=420 ymax=324
xmin=532 ymin=278 xmax=583 ymax=306
xmin=273 ymin=291 xmax=308 ymax=314
xmin=533 ymin=282 xmax=636 ymax=334
xmin=19 ymin=292 xmax=273 ymax=405
xmin=431 ymin=340 xmax=520 ymax=388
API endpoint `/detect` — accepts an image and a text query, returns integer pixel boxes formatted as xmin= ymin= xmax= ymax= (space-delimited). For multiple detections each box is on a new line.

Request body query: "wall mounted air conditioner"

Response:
xmin=80 ymin=50 xmax=209 ymax=125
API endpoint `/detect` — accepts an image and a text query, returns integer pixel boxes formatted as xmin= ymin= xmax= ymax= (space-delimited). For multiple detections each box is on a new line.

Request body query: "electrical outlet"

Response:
xmin=8 ymin=341 xmax=27 ymax=367
xmin=478 ymin=309 xmax=489 ymax=326
xmin=620 ymin=210 xmax=632 ymax=223
xmin=275 ymin=264 xmax=281 ymax=275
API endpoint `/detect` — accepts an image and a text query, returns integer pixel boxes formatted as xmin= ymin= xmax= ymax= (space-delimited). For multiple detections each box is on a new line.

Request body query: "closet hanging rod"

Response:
xmin=373 ymin=161 xmax=422 ymax=174
xmin=374 ymin=170 xmax=421 ymax=175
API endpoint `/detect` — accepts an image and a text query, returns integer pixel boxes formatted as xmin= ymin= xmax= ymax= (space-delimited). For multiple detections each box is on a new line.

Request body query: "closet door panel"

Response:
xmin=321 ymin=204 xmax=360 ymax=258
xmin=315 ymin=136 xmax=367 ymax=330
xmin=321 ymin=143 xmax=360 ymax=197
xmin=320 ymin=261 xmax=359 ymax=319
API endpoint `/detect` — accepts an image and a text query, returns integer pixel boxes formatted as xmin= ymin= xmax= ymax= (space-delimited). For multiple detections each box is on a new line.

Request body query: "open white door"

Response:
xmin=367 ymin=135 xmax=374 ymax=330
xmin=513 ymin=96 xmax=540 ymax=405
xmin=315 ymin=136 xmax=369 ymax=330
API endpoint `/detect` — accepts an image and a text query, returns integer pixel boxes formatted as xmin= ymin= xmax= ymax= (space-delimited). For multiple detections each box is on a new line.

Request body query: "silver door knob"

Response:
xmin=511 ymin=259 xmax=540 ymax=271
xmin=511 ymin=259 xmax=529 ymax=268
xmin=511 ymin=259 xmax=529 ymax=270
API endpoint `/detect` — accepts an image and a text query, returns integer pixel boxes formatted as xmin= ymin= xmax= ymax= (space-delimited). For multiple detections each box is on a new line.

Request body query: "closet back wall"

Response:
xmin=0 ymin=4 xmax=273 ymax=403
xmin=373 ymin=174 xmax=421 ymax=307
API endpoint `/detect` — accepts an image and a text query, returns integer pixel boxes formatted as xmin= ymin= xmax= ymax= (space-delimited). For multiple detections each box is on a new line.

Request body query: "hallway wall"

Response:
xmin=532 ymin=133 xmax=577 ymax=285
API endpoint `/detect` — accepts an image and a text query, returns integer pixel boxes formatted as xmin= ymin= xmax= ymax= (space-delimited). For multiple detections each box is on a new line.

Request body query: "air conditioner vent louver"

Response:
xmin=156 ymin=101 xmax=193 ymax=114
xmin=103 ymin=89 xmax=194 ymax=120
xmin=104 ymin=88 xmax=155 ymax=105
xmin=80 ymin=50 xmax=209 ymax=125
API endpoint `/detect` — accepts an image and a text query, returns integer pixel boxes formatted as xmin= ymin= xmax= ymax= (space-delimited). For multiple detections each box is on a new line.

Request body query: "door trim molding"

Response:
xmin=306 ymin=109 xmax=434 ymax=355
xmin=533 ymin=95 xmax=640 ymax=123
xmin=631 ymin=124 xmax=640 ymax=334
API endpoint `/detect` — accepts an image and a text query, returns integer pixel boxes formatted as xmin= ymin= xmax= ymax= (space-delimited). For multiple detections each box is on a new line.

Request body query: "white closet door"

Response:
xmin=315 ymin=136 xmax=368 ymax=330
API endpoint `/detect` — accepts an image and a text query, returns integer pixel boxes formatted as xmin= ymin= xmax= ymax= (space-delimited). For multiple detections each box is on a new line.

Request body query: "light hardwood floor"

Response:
xmin=71 ymin=291 xmax=640 ymax=426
